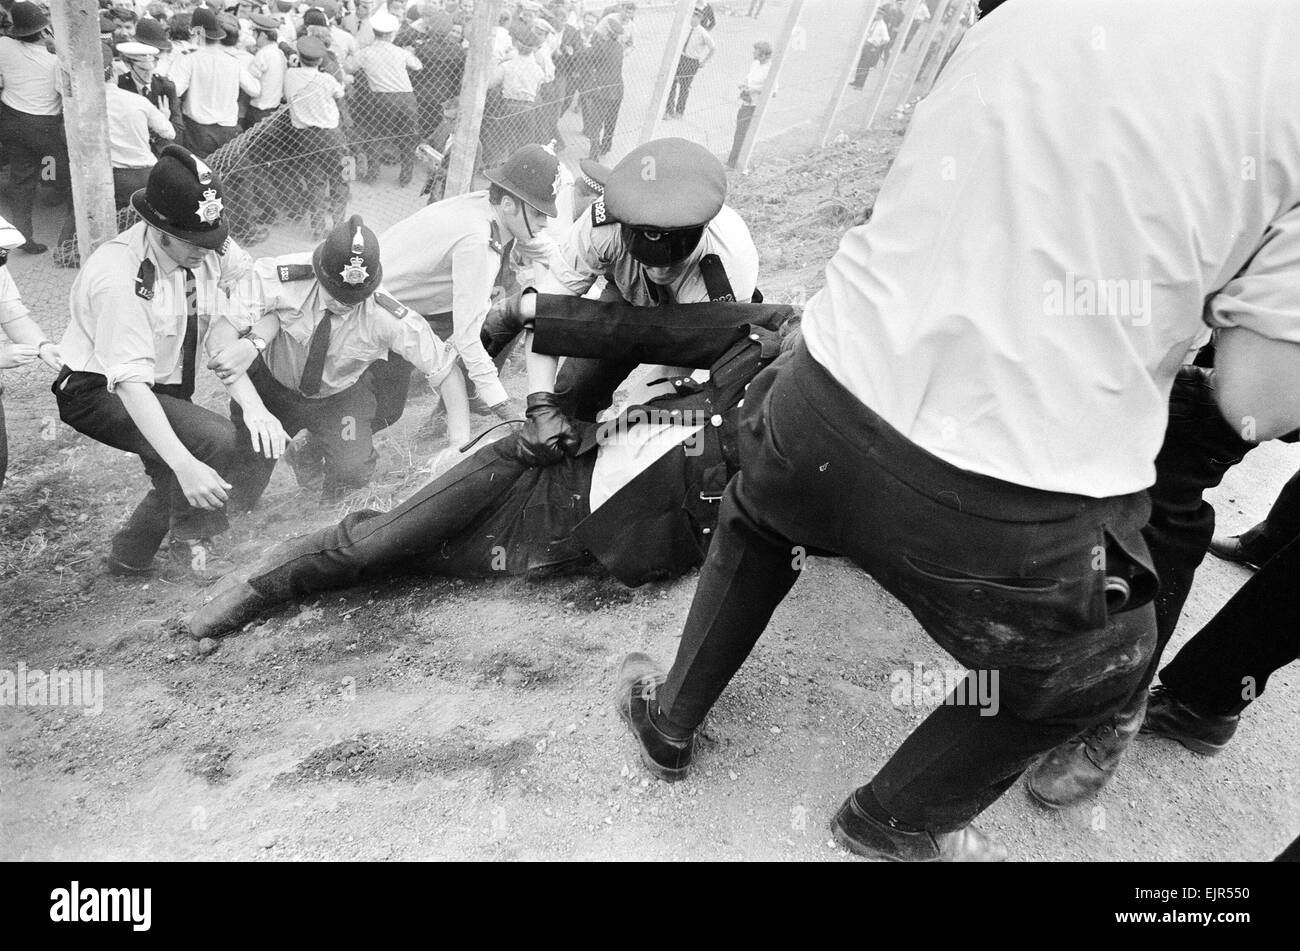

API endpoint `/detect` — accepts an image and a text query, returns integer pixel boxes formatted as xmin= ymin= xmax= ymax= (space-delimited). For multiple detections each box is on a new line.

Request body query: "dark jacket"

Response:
xmin=118 ymin=72 xmax=183 ymax=151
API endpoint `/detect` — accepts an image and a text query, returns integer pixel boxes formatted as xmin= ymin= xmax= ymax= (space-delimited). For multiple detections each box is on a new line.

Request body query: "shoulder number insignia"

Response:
xmin=590 ymin=199 xmax=611 ymax=227
xmin=135 ymin=259 xmax=156 ymax=301
xmin=277 ymin=263 xmax=316 ymax=282
xmin=373 ymin=291 xmax=410 ymax=320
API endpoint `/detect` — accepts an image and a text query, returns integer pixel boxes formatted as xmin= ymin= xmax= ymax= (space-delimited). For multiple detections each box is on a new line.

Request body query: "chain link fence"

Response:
xmin=1 ymin=0 xmax=976 ymax=490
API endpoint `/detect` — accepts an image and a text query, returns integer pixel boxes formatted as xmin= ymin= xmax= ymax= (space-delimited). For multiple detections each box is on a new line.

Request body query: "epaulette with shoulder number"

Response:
xmin=276 ymin=263 xmax=316 ymax=282
xmin=590 ymin=199 xmax=614 ymax=227
xmin=135 ymin=259 xmax=156 ymax=301
xmin=373 ymin=290 xmax=411 ymax=320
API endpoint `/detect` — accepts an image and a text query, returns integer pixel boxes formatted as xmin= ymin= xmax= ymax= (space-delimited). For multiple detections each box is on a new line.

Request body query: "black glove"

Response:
xmin=480 ymin=290 xmax=527 ymax=359
xmin=513 ymin=391 xmax=579 ymax=467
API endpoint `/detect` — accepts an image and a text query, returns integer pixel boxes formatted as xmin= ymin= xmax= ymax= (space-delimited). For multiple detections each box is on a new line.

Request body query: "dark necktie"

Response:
xmin=179 ymin=266 xmax=199 ymax=399
xmin=299 ymin=313 xmax=332 ymax=397
xmin=650 ymin=280 xmax=677 ymax=305
xmin=493 ymin=238 xmax=516 ymax=293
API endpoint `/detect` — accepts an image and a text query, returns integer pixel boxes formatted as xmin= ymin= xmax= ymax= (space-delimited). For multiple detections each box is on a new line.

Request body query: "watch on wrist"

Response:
xmin=240 ymin=329 xmax=267 ymax=353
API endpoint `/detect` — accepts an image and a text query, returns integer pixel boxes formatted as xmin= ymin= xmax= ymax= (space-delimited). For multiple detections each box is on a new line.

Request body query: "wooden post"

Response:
xmin=814 ymin=0 xmax=882 ymax=149
xmin=637 ymin=0 xmax=697 ymax=146
xmin=733 ymin=0 xmax=806 ymax=173
xmin=48 ymin=0 xmax=115 ymax=261
xmin=447 ymin=0 xmax=504 ymax=197
xmin=863 ymin=0 xmax=923 ymax=130
xmin=916 ymin=0 xmax=972 ymax=97
xmin=894 ymin=0 xmax=953 ymax=110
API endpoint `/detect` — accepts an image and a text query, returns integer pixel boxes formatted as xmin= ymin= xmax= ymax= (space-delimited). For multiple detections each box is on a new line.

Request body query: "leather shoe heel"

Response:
xmin=1140 ymin=685 xmax=1239 ymax=755
xmin=831 ymin=793 xmax=1007 ymax=862
xmin=613 ymin=652 xmax=694 ymax=782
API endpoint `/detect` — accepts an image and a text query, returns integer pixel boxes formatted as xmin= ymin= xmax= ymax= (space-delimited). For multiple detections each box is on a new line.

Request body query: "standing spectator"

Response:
xmin=0 ymin=214 xmax=61 ymax=492
xmin=0 ymin=2 xmax=74 ymax=256
xmin=106 ymin=42 xmax=176 ymax=209
xmin=118 ymin=20 xmax=185 ymax=153
xmin=490 ymin=24 xmax=552 ymax=165
xmin=284 ymin=35 xmax=350 ymax=237
xmin=347 ymin=8 xmax=422 ymax=186
xmin=880 ymin=0 xmax=904 ymax=63
xmin=849 ymin=13 xmax=891 ymax=90
xmin=727 ymin=40 xmax=772 ymax=171
xmin=243 ymin=12 xmax=286 ymax=129
xmin=576 ymin=14 xmax=623 ymax=160
xmin=411 ymin=9 xmax=463 ymax=136
xmin=170 ymin=7 xmax=260 ymax=157
xmin=157 ymin=12 xmax=196 ymax=79
xmin=666 ymin=3 xmax=714 ymax=119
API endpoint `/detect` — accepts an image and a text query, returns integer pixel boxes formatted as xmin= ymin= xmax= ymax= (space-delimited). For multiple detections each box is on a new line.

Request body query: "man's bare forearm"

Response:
xmin=1214 ymin=326 xmax=1300 ymax=441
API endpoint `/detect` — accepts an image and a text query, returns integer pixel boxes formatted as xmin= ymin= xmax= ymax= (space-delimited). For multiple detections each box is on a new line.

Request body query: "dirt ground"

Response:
xmin=2 ymin=128 xmax=1297 ymax=862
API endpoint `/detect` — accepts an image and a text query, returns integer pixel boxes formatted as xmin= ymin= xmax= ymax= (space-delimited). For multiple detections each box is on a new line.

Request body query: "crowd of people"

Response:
xmin=1 ymin=0 xmax=1298 ymax=864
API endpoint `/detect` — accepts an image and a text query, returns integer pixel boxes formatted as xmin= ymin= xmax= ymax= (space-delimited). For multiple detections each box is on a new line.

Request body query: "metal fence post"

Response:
xmin=895 ymin=0 xmax=954 ymax=110
xmin=447 ymin=0 xmax=505 ymax=196
xmin=814 ymin=0 xmax=883 ymax=150
xmin=637 ymin=0 xmax=698 ymax=147
xmin=48 ymin=0 xmax=115 ymax=261
xmin=864 ymin=0 xmax=923 ymax=130
xmin=733 ymin=0 xmax=807 ymax=173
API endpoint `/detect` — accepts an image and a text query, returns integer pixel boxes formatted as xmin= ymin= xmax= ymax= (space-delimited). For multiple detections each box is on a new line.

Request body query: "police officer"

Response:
xmin=215 ymin=215 xmax=469 ymax=504
xmin=611 ymin=0 xmax=1300 ymax=862
xmin=118 ymin=21 xmax=186 ymax=155
xmin=1 ymin=214 xmax=61 ymax=491
xmin=54 ymin=146 xmax=287 ymax=578
xmin=375 ymin=143 xmax=565 ymax=430
xmin=486 ymin=136 xmax=760 ymax=424
xmin=0 ymin=2 xmax=74 ymax=255
xmin=105 ymin=42 xmax=176 ymax=209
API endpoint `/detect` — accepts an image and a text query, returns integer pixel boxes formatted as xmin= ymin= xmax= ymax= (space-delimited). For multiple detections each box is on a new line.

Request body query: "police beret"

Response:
xmin=603 ymin=137 xmax=725 ymax=230
xmin=296 ymin=34 xmax=328 ymax=60
xmin=249 ymin=12 xmax=280 ymax=30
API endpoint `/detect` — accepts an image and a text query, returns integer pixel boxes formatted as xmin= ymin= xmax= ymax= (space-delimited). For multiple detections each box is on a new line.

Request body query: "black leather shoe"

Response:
xmin=831 ymin=792 xmax=1007 ymax=862
xmin=1208 ymin=534 xmax=1261 ymax=570
xmin=1140 ymin=685 xmax=1239 ymax=755
xmin=613 ymin=652 xmax=694 ymax=782
xmin=1026 ymin=691 xmax=1147 ymax=809
xmin=19 ymin=240 xmax=47 ymax=254
xmin=186 ymin=580 xmax=270 ymax=639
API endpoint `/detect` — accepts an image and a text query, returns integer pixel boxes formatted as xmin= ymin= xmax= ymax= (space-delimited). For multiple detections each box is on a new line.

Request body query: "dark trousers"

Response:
xmin=728 ymin=103 xmax=756 ymax=168
xmin=241 ymin=105 xmax=278 ymax=131
xmin=54 ymin=371 xmax=239 ymax=566
xmin=0 ymin=104 xmax=74 ymax=248
xmin=112 ymin=167 xmax=152 ymax=210
xmin=246 ymin=435 xmax=536 ymax=602
xmin=581 ymin=91 xmax=622 ymax=157
xmin=851 ymin=45 xmax=883 ymax=87
xmin=1159 ymin=534 xmax=1300 ymax=716
xmin=554 ymin=354 xmax=637 ymax=423
xmin=1237 ymin=468 xmax=1300 ymax=565
xmin=228 ymin=360 xmax=380 ymax=506
xmin=183 ymin=118 xmax=238 ymax=159
xmin=361 ymin=91 xmax=419 ymax=180
xmin=290 ymin=125 xmax=350 ymax=225
xmin=657 ymin=341 xmax=1157 ymax=830
xmin=669 ymin=56 xmax=701 ymax=114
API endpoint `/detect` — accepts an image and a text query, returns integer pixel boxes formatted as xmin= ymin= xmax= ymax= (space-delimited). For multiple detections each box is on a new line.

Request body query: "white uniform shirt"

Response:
xmin=682 ymin=24 xmax=714 ymax=62
xmin=350 ymin=40 xmax=421 ymax=93
xmin=105 ymin=82 xmax=174 ymax=168
xmin=229 ymin=252 xmax=455 ymax=399
xmin=538 ymin=204 xmax=758 ymax=307
xmin=498 ymin=49 xmax=552 ymax=101
xmin=803 ymin=0 xmax=1300 ymax=497
xmin=248 ymin=42 xmax=287 ymax=110
xmin=0 ymin=36 xmax=61 ymax=115
xmin=171 ymin=43 xmax=258 ymax=126
xmin=379 ymin=191 xmax=530 ymax=408
xmin=59 ymin=223 xmax=251 ymax=391
xmin=283 ymin=67 xmax=343 ymax=129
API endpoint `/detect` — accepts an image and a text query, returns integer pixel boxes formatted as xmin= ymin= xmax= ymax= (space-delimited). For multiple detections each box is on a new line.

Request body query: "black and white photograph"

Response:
xmin=0 ymin=0 xmax=1296 ymax=913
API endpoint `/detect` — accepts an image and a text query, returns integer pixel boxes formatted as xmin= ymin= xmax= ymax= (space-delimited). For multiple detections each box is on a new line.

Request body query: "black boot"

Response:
xmin=613 ymin=652 xmax=694 ymax=781
xmin=1140 ymin=684 xmax=1240 ymax=755
xmin=186 ymin=580 xmax=270 ymax=639
xmin=1026 ymin=690 xmax=1148 ymax=809
xmin=831 ymin=789 xmax=1007 ymax=862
